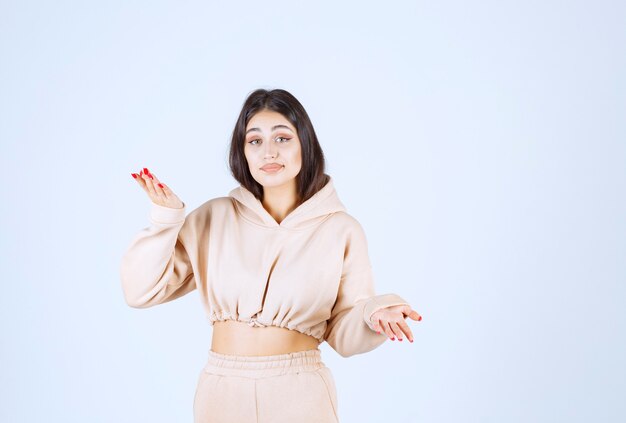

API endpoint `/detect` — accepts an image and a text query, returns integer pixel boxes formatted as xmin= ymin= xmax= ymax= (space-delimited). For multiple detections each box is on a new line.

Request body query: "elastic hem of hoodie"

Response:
xmin=207 ymin=312 xmax=326 ymax=343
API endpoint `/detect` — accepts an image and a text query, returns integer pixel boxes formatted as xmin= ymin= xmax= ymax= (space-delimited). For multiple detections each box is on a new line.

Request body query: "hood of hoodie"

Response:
xmin=228 ymin=175 xmax=347 ymax=230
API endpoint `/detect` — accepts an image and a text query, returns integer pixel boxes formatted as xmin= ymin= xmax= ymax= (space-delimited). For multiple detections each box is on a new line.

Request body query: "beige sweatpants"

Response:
xmin=193 ymin=347 xmax=339 ymax=423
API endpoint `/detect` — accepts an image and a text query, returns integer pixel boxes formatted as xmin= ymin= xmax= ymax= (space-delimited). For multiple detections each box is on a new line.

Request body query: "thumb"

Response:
xmin=406 ymin=309 xmax=422 ymax=321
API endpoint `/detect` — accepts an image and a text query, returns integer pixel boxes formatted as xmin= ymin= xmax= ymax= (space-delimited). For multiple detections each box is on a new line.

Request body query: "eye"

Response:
xmin=247 ymin=136 xmax=291 ymax=145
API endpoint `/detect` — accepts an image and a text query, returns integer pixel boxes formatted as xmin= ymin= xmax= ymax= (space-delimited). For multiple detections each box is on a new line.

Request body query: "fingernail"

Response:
xmin=410 ymin=339 xmax=414 ymax=343
xmin=418 ymin=316 xmax=422 ymax=321
xmin=391 ymin=338 xmax=395 ymax=341
xmin=158 ymin=183 xmax=163 ymax=188
xmin=399 ymin=338 xmax=403 ymax=342
xmin=143 ymin=167 xmax=149 ymax=175
xmin=131 ymin=173 xmax=137 ymax=179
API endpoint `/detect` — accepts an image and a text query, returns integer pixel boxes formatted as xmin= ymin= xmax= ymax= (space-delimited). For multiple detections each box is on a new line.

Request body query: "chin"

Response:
xmin=253 ymin=171 xmax=298 ymax=188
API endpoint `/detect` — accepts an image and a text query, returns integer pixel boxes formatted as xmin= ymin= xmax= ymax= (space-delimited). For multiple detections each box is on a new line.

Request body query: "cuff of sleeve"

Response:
xmin=363 ymin=293 xmax=410 ymax=331
xmin=149 ymin=201 xmax=186 ymax=224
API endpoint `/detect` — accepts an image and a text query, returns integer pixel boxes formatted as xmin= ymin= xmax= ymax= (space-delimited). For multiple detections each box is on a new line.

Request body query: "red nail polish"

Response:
xmin=418 ymin=316 xmax=422 ymax=321
xmin=399 ymin=339 xmax=403 ymax=342
xmin=131 ymin=173 xmax=137 ymax=178
xmin=391 ymin=338 xmax=395 ymax=341
xmin=143 ymin=167 xmax=149 ymax=175
xmin=410 ymin=339 xmax=414 ymax=343
xmin=158 ymin=183 xmax=163 ymax=188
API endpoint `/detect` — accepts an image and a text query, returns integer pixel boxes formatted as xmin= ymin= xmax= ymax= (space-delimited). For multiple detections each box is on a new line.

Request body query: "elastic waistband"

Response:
xmin=204 ymin=348 xmax=324 ymax=378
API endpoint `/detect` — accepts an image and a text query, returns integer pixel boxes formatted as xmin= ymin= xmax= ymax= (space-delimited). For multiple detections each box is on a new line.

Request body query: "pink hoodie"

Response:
xmin=120 ymin=175 xmax=409 ymax=357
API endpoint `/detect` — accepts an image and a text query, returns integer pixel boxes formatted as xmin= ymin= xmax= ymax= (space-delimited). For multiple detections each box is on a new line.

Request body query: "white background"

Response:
xmin=1 ymin=1 xmax=624 ymax=421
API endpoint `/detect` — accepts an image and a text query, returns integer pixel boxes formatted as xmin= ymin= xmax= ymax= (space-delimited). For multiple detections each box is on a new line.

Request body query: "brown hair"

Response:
xmin=228 ymin=88 xmax=329 ymax=206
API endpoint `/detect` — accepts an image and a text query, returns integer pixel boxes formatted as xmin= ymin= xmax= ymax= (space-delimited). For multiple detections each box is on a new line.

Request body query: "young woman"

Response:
xmin=121 ymin=88 xmax=422 ymax=423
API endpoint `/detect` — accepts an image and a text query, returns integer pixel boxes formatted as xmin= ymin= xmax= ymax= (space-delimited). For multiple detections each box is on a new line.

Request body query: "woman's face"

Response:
xmin=244 ymin=109 xmax=302 ymax=190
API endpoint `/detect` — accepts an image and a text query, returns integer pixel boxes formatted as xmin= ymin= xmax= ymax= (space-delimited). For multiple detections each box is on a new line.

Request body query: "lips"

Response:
xmin=261 ymin=164 xmax=283 ymax=170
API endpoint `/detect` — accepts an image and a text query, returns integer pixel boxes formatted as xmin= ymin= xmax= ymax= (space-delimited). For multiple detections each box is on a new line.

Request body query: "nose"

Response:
xmin=264 ymin=140 xmax=277 ymax=158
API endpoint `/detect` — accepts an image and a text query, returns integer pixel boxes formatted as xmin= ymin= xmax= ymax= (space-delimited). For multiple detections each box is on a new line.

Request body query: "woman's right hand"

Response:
xmin=130 ymin=167 xmax=185 ymax=209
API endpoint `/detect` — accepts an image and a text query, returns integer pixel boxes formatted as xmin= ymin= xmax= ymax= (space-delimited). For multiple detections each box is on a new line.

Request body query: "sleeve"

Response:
xmin=323 ymin=219 xmax=410 ymax=358
xmin=120 ymin=201 xmax=197 ymax=308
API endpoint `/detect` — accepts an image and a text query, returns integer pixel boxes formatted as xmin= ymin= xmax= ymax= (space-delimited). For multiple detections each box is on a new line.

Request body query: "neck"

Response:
xmin=261 ymin=179 xmax=299 ymax=225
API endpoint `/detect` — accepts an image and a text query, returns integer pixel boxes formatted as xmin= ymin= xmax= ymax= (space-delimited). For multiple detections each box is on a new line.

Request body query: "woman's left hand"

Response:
xmin=370 ymin=305 xmax=422 ymax=343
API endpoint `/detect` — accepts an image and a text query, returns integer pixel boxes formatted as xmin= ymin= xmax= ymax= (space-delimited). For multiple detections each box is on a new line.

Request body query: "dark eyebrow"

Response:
xmin=245 ymin=124 xmax=294 ymax=135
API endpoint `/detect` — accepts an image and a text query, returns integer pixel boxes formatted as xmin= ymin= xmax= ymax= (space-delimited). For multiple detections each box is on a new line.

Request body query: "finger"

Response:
xmin=150 ymin=172 xmax=166 ymax=195
xmin=132 ymin=172 xmax=148 ymax=194
xmin=408 ymin=309 xmax=422 ymax=322
xmin=389 ymin=321 xmax=404 ymax=341
xmin=372 ymin=316 xmax=382 ymax=334
xmin=134 ymin=170 xmax=150 ymax=194
xmin=142 ymin=169 xmax=158 ymax=199
xmin=159 ymin=181 xmax=174 ymax=200
xmin=149 ymin=172 xmax=168 ymax=203
xmin=396 ymin=320 xmax=414 ymax=343
xmin=143 ymin=168 xmax=166 ymax=196
xmin=381 ymin=320 xmax=395 ymax=340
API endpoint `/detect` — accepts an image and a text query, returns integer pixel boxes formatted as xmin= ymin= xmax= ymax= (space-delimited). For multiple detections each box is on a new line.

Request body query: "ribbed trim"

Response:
xmin=149 ymin=201 xmax=186 ymax=224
